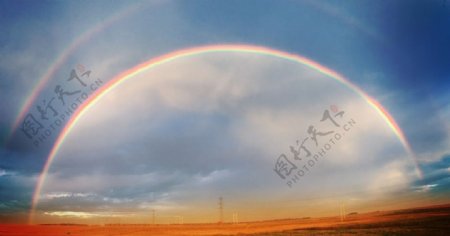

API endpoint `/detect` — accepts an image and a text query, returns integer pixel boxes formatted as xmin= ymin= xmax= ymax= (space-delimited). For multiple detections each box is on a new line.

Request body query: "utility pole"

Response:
xmin=232 ymin=213 xmax=239 ymax=224
xmin=174 ymin=216 xmax=184 ymax=225
xmin=152 ymin=209 xmax=155 ymax=224
xmin=218 ymin=197 xmax=223 ymax=223
xmin=340 ymin=203 xmax=346 ymax=222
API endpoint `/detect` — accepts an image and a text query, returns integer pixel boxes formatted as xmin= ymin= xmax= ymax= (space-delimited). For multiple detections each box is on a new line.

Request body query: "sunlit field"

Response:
xmin=1 ymin=204 xmax=449 ymax=236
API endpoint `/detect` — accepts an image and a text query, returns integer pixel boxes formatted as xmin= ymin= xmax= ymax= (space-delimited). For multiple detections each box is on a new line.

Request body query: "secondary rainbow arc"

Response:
xmin=9 ymin=2 xmax=145 ymax=140
xmin=28 ymin=44 xmax=422 ymax=224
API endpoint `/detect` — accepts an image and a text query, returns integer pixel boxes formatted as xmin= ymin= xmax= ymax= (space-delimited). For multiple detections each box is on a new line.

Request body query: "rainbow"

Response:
xmin=28 ymin=44 xmax=422 ymax=224
xmin=8 ymin=1 xmax=145 ymax=140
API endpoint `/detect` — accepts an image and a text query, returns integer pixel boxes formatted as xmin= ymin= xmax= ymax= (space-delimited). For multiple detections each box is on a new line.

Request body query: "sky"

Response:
xmin=0 ymin=0 xmax=449 ymax=224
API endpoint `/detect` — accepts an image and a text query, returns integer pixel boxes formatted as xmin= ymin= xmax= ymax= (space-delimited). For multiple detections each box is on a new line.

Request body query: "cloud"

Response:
xmin=42 ymin=192 xmax=96 ymax=200
xmin=44 ymin=211 xmax=124 ymax=219
xmin=33 ymin=52 xmax=420 ymax=221
xmin=0 ymin=169 xmax=12 ymax=177
xmin=412 ymin=155 xmax=450 ymax=193
xmin=368 ymin=160 xmax=411 ymax=195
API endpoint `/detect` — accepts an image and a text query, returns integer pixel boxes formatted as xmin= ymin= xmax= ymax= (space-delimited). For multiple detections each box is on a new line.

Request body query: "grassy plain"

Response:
xmin=1 ymin=204 xmax=449 ymax=235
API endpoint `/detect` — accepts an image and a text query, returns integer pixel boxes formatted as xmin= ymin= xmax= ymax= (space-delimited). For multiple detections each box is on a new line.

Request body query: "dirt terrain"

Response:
xmin=1 ymin=204 xmax=449 ymax=235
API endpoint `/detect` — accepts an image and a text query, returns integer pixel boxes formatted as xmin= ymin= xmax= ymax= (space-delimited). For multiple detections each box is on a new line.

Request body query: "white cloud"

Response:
xmin=43 ymin=192 xmax=96 ymax=200
xmin=412 ymin=184 xmax=438 ymax=193
xmin=44 ymin=211 xmax=124 ymax=218
xmin=194 ymin=169 xmax=232 ymax=185
xmin=368 ymin=160 xmax=411 ymax=195
xmin=0 ymin=169 xmax=9 ymax=177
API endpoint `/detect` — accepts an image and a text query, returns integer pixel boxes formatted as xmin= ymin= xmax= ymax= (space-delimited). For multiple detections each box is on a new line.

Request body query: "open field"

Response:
xmin=1 ymin=204 xmax=449 ymax=236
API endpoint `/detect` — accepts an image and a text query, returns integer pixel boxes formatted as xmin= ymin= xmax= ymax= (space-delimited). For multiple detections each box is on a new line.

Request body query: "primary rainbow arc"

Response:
xmin=28 ymin=44 xmax=422 ymax=224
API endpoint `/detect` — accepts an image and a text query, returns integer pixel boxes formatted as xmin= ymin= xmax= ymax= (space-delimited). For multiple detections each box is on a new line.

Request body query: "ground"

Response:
xmin=1 ymin=204 xmax=449 ymax=235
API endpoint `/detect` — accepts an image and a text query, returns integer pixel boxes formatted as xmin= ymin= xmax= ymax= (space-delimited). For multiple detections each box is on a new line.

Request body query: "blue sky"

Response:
xmin=0 ymin=0 xmax=449 ymax=223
